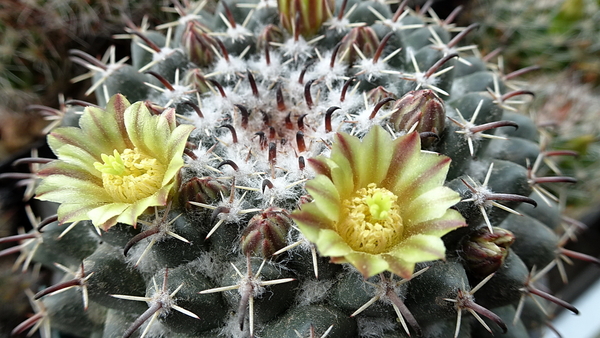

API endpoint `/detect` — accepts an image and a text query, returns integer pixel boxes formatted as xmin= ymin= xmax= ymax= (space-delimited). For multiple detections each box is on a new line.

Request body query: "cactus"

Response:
xmin=2 ymin=1 xmax=596 ymax=337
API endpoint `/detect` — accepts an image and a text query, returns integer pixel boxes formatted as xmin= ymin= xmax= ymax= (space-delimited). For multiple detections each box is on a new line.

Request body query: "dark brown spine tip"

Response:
xmin=392 ymin=0 xmax=409 ymax=22
xmin=501 ymin=90 xmax=535 ymax=101
xmin=12 ymin=157 xmax=53 ymax=166
xmin=247 ymin=70 xmax=259 ymax=98
xmin=419 ymin=131 xmax=439 ymax=141
xmin=369 ymin=97 xmax=395 ymax=120
xmin=123 ymin=227 xmax=160 ymax=256
xmin=298 ymin=156 xmax=305 ymax=170
xmin=262 ymin=179 xmax=274 ymax=193
xmin=444 ymin=5 xmax=463 ymax=25
xmin=0 ymin=233 xmax=38 ymax=244
xmin=209 ymin=79 xmax=227 ymax=98
xmin=122 ymin=302 xmax=163 ymax=338
xmin=254 ymin=132 xmax=267 ymax=149
xmin=220 ymin=124 xmax=238 ymax=143
xmin=215 ymin=39 xmax=230 ymax=62
xmin=425 ymin=53 xmax=458 ymax=79
xmin=330 ymin=42 xmax=343 ymax=68
xmin=277 ymin=85 xmax=287 ymax=111
xmin=544 ymin=150 xmax=579 ymax=158
xmin=183 ymin=101 xmax=204 ymax=118
xmin=559 ymin=248 xmax=600 ymax=266
xmin=505 ymin=65 xmax=541 ymax=80
xmin=221 ymin=1 xmax=237 ymax=28
xmin=325 ymin=106 xmax=341 ymax=132
xmin=304 ymin=79 xmax=315 ymax=109
xmin=184 ymin=148 xmax=198 ymax=160
xmin=528 ymin=287 xmax=579 ymax=315
xmin=269 ymin=142 xmax=277 ymax=164
xmin=469 ymin=120 xmax=519 ymax=134
xmin=447 ymin=23 xmax=479 ymax=48
xmin=65 ymin=100 xmax=100 ymax=108
xmin=340 ymin=77 xmax=355 ymax=102
xmin=217 ymin=159 xmax=240 ymax=171
xmin=125 ymin=29 xmax=162 ymax=52
xmin=69 ymin=50 xmax=108 ymax=69
xmin=234 ymin=104 xmax=250 ymax=129
xmin=297 ymin=114 xmax=308 ymax=131
xmin=11 ymin=313 xmax=43 ymax=336
xmin=469 ymin=301 xmax=507 ymax=333
xmin=296 ymin=131 xmax=306 ymax=152
xmin=532 ymin=176 xmax=577 ymax=184
xmin=482 ymin=47 xmax=504 ymax=63
xmin=298 ymin=61 xmax=314 ymax=85
xmin=337 ymin=0 xmax=348 ymax=20
xmin=37 ymin=214 xmax=59 ymax=231
xmin=211 ymin=206 xmax=231 ymax=224
xmin=145 ymin=71 xmax=175 ymax=91
xmin=489 ymin=193 xmax=537 ymax=207
xmin=34 ymin=279 xmax=82 ymax=300
xmin=373 ymin=32 xmax=394 ymax=63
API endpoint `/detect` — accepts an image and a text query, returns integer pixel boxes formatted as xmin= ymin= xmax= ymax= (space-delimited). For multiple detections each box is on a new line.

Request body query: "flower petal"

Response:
xmin=330 ymin=131 xmax=362 ymax=189
xmin=292 ymin=202 xmax=333 ymax=241
xmin=388 ymin=234 xmax=446 ymax=263
xmin=87 ymin=203 xmax=130 ymax=229
xmin=406 ymin=209 xmax=466 ymax=237
xmin=403 ymin=186 xmax=462 ymax=224
xmin=36 ymin=175 xmax=110 ymax=204
xmin=305 ymin=175 xmax=341 ymax=222
xmin=334 ymin=252 xmax=389 ymax=278
xmin=315 ymin=229 xmax=353 ymax=257
xmin=358 ymin=125 xmax=393 ymax=185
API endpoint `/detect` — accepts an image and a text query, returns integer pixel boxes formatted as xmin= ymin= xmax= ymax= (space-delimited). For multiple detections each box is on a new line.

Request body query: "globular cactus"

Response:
xmin=2 ymin=1 xmax=597 ymax=337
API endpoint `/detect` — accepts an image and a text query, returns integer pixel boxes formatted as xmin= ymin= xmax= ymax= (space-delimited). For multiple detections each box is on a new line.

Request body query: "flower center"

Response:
xmin=94 ymin=148 xmax=165 ymax=203
xmin=338 ymin=183 xmax=403 ymax=254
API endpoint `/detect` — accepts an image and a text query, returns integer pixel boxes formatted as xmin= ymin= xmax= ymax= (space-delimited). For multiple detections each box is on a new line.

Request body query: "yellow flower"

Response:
xmin=36 ymin=94 xmax=194 ymax=230
xmin=292 ymin=126 xmax=466 ymax=278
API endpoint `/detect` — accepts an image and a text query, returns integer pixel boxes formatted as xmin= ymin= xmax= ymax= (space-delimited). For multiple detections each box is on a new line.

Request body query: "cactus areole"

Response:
xmin=3 ymin=0 xmax=589 ymax=338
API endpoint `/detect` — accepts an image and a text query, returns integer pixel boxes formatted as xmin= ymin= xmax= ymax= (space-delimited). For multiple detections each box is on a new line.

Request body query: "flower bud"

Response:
xmin=389 ymin=89 xmax=445 ymax=138
xmin=241 ymin=207 xmax=293 ymax=258
xmin=367 ymin=86 xmax=396 ymax=106
xmin=179 ymin=177 xmax=229 ymax=209
xmin=181 ymin=21 xmax=217 ymax=67
xmin=184 ymin=68 xmax=211 ymax=94
xmin=339 ymin=26 xmax=380 ymax=65
xmin=461 ymin=227 xmax=516 ymax=278
xmin=278 ymin=0 xmax=334 ymax=37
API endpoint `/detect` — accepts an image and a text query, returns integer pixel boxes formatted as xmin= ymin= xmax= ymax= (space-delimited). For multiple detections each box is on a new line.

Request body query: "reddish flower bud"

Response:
xmin=339 ymin=26 xmax=380 ymax=65
xmin=181 ymin=21 xmax=217 ymax=67
xmin=278 ymin=0 xmax=334 ymax=37
xmin=367 ymin=86 xmax=397 ymax=106
xmin=390 ymin=89 xmax=446 ymax=138
xmin=241 ymin=207 xmax=293 ymax=258
xmin=461 ymin=227 xmax=516 ymax=278
xmin=180 ymin=177 xmax=229 ymax=209
xmin=184 ymin=68 xmax=211 ymax=94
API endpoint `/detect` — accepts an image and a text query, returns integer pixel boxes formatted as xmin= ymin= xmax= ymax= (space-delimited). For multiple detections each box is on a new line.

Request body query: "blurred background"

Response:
xmin=1 ymin=0 xmax=599 ymax=337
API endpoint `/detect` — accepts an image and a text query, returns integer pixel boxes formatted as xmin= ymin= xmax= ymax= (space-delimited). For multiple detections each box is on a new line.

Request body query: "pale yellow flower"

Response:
xmin=36 ymin=94 xmax=194 ymax=230
xmin=292 ymin=126 xmax=466 ymax=278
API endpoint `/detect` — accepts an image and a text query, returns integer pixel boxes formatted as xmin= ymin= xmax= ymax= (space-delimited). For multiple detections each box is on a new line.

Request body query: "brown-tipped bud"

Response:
xmin=390 ymin=90 xmax=446 ymax=141
xmin=461 ymin=227 xmax=516 ymax=278
xmin=339 ymin=26 xmax=380 ymax=65
xmin=367 ymin=86 xmax=397 ymax=106
xmin=257 ymin=24 xmax=284 ymax=51
xmin=241 ymin=207 xmax=293 ymax=258
xmin=184 ymin=68 xmax=211 ymax=94
xmin=181 ymin=21 xmax=217 ymax=67
xmin=180 ymin=177 xmax=229 ymax=209
xmin=278 ymin=0 xmax=334 ymax=37
xmin=144 ymin=101 xmax=166 ymax=115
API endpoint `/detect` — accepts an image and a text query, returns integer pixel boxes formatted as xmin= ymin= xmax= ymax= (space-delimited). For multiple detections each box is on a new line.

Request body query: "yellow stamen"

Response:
xmin=337 ymin=183 xmax=403 ymax=254
xmin=94 ymin=148 xmax=165 ymax=203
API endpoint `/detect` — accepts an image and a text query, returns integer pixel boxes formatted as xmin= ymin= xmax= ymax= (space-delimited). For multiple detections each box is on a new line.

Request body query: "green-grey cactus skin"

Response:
xmin=3 ymin=1 xmax=589 ymax=338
